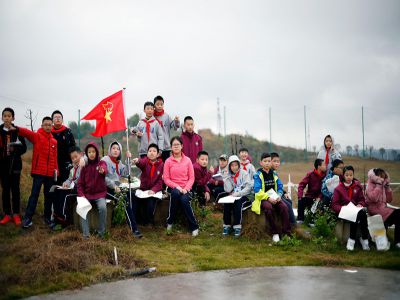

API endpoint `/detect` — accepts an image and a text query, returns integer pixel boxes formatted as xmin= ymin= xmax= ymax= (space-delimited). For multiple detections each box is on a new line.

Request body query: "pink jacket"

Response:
xmin=163 ymin=153 xmax=195 ymax=190
xmin=365 ymin=169 xmax=394 ymax=222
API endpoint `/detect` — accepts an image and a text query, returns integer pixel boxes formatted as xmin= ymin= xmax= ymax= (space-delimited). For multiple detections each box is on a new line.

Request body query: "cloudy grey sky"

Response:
xmin=1 ymin=0 xmax=399 ymax=150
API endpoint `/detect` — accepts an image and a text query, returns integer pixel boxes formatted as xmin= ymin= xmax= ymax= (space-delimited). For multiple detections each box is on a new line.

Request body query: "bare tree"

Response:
xmin=368 ymin=145 xmax=374 ymax=158
xmin=379 ymin=147 xmax=386 ymax=160
xmin=312 ymin=145 xmax=317 ymax=153
xmin=346 ymin=145 xmax=352 ymax=156
xmin=391 ymin=149 xmax=398 ymax=161
xmin=24 ymin=109 xmax=37 ymax=131
xmin=354 ymin=144 xmax=359 ymax=157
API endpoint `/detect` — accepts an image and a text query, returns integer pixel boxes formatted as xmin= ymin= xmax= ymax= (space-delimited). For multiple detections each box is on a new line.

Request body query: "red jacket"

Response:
xmin=193 ymin=162 xmax=212 ymax=193
xmin=297 ymin=169 xmax=325 ymax=200
xmin=331 ymin=180 xmax=366 ymax=214
xmin=18 ymin=127 xmax=58 ymax=177
xmin=78 ymin=143 xmax=108 ymax=200
xmin=181 ymin=131 xmax=203 ymax=163
xmin=135 ymin=157 xmax=164 ymax=193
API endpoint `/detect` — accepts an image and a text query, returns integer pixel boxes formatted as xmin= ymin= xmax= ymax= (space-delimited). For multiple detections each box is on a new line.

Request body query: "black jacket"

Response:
xmin=0 ymin=124 xmax=27 ymax=173
xmin=51 ymin=126 xmax=76 ymax=180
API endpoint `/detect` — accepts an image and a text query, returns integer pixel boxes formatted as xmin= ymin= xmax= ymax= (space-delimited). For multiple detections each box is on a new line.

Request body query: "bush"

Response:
xmin=313 ymin=209 xmax=337 ymax=239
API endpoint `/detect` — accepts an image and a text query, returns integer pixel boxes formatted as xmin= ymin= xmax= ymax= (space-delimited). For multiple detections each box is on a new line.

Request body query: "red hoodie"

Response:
xmin=18 ymin=127 xmax=58 ymax=177
xmin=78 ymin=143 xmax=108 ymax=201
xmin=193 ymin=162 xmax=212 ymax=193
xmin=181 ymin=131 xmax=203 ymax=163
xmin=297 ymin=169 xmax=325 ymax=200
xmin=135 ymin=156 xmax=164 ymax=193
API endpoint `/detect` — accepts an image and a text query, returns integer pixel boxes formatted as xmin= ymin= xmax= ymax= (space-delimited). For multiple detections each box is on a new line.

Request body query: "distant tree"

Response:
xmin=391 ymin=150 xmax=398 ymax=161
xmin=127 ymin=114 xmax=140 ymax=128
xmin=397 ymin=154 xmax=400 ymax=161
xmin=369 ymin=145 xmax=374 ymax=158
xmin=354 ymin=144 xmax=359 ymax=157
xmin=379 ymin=147 xmax=386 ymax=160
xmin=346 ymin=145 xmax=352 ymax=156
xmin=312 ymin=145 xmax=317 ymax=153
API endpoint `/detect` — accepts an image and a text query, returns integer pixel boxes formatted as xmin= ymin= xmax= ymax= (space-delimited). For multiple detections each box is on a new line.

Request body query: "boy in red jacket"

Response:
xmin=78 ymin=143 xmax=108 ymax=238
xmin=193 ymin=150 xmax=212 ymax=207
xmin=11 ymin=116 xmax=58 ymax=228
xmin=297 ymin=158 xmax=326 ymax=223
xmin=132 ymin=143 xmax=164 ymax=229
xmin=181 ymin=116 xmax=203 ymax=163
xmin=332 ymin=166 xmax=369 ymax=251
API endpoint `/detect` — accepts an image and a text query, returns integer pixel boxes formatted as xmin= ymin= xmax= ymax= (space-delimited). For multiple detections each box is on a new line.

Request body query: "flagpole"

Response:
xmin=122 ymin=87 xmax=133 ymax=209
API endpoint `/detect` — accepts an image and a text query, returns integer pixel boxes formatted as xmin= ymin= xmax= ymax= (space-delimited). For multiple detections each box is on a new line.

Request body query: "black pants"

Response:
xmin=223 ymin=196 xmax=251 ymax=227
xmin=25 ymin=175 xmax=54 ymax=221
xmin=193 ymin=183 xmax=207 ymax=207
xmin=297 ymin=197 xmax=314 ymax=221
xmin=135 ymin=195 xmax=157 ymax=225
xmin=349 ymin=209 xmax=369 ymax=240
xmin=0 ymin=165 xmax=21 ymax=215
xmin=385 ymin=209 xmax=400 ymax=244
xmin=53 ymin=188 xmax=77 ymax=226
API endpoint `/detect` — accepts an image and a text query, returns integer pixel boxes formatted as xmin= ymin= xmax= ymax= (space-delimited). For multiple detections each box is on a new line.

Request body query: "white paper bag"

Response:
xmin=368 ymin=214 xmax=390 ymax=251
xmin=76 ymin=197 xmax=92 ymax=220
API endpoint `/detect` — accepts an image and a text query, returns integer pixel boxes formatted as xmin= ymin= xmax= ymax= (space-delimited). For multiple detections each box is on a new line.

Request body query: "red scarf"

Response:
xmin=154 ymin=109 xmax=164 ymax=117
xmin=232 ymin=171 xmax=240 ymax=184
xmin=343 ymin=181 xmax=355 ymax=199
xmin=325 ymin=148 xmax=330 ymax=166
xmin=241 ymin=162 xmax=248 ymax=171
xmin=142 ymin=118 xmax=155 ymax=141
xmin=51 ymin=125 xmax=66 ymax=134
xmin=72 ymin=166 xmax=78 ymax=181
xmin=148 ymin=159 xmax=158 ymax=178
xmin=109 ymin=156 xmax=120 ymax=175
xmin=313 ymin=169 xmax=324 ymax=178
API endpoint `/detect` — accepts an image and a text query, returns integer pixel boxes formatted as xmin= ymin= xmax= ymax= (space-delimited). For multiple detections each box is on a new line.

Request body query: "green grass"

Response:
xmin=1 ymin=211 xmax=400 ymax=300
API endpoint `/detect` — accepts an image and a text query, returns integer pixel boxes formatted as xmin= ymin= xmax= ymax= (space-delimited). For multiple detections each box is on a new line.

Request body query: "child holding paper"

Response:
xmin=221 ymin=155 xmax=252 ymax=237
xmin=297 ymin=159 xmax=326 ymax=223
xmin=252 ymin=153 xmax=291 ymax=242
xmin=208 ymin=154 xmax=229 ymax=201
xmin=321 ymin=159 xmax=344 ymax=208
xmin=366 ymin=168 xmax=400 ymax=249
xmin=77 ymin=143 xmax=108 ymax=239
xmin=132 ymin=143 xmax=164 ymax=226
xmin=332 ymin=166 xmax=369 ymax=251
xmin=52 ymin=146 xmax=83 ymax=229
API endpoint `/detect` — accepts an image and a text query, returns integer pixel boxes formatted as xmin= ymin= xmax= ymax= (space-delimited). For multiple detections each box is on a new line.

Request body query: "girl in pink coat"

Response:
xmin=366 ymin=168 xmax=399 ymax=249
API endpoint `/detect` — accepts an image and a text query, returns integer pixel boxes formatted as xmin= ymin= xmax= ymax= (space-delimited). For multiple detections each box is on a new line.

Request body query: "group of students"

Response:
xmin=296 ymin=135 xmax=400 ymax=251
xmin=1 ymin=104 xmax=399 ymax=250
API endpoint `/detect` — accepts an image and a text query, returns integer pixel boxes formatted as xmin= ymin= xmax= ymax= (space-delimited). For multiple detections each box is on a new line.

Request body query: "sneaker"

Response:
xmin=359 ymin=238 xmax=370 ymax=251
xmin=44 ymin=218 xmax=54 ymax=228
xmin=296 ymin=220 xmax=304 ymax=225
xmin=192 ymin=229 xmax=199 ymax=237
xmin=52 ymin=224 xmax=63 ymax=231
xmin=13 ymin=214 xmax=22 ymax=226
xmin=22 ymin=217 xmax=33 ymax=228
xmin=272 ymin=234 xmax=280 ymax=243
xmin=133 ymin=230 xmax=143 ymax=238
xmin=394 ymin=243 xmax=400 ymax=249
xmin=166 ymin=224 xmax=173 ymax=235
xmin=346 ymin=238 xmax=355 ymax=251
xmin=308 ymin=223 xmax=315 ymax=228
xmin=233 ymin=227 xmax=241 ymax=237
xmin=223 ymin=225 xmax=231 ymax=236
xmin=0 ymin=215 xmax=12 ymax=225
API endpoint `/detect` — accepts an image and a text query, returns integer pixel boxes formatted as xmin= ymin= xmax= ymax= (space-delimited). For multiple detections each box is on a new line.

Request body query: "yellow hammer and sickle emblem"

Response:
xmin=103 ymin=102 xmax=113 ymax=123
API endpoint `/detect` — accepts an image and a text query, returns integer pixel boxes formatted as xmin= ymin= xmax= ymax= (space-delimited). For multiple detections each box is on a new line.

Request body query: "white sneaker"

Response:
xmin=359 ymin=238 xmax=370 ymax=251
xmin=346 ymin=238 xmax=355 ymax=251
xmin=192 ymin=229 xmax=199 ymax=237
xmin=272 ymin=234 xmax=280 ymax=243
xmin=395 ymin=243 xmax=400 ymax=249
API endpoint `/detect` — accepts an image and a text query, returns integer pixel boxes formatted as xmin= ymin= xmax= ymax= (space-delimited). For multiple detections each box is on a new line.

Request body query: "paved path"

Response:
xmin=26 ymin=266 xmax=400 ymax=300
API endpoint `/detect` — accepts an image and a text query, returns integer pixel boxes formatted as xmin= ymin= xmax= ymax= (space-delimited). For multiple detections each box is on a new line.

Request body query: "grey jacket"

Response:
xmin=223 ymin=155 xmax=252 ymax=197
xmin=133 ymin=116 xmax=164 ymax=155
xmin=101 ymin=141 xmax=129 ymax=189
xmin=154 ymin=113 xmax=180 ymax=151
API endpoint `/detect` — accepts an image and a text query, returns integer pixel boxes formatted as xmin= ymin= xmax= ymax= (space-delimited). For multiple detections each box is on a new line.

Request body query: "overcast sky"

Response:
xmin=1 ymin=0 xmax=399 ymax=151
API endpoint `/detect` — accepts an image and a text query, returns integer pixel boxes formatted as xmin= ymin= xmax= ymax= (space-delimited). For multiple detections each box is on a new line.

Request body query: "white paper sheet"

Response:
xmin=212 ymin=173 xmax=224 ymax=181
xmin=266 ymin=188 xmax=279 ymax=200
xmin=218 ymin=195 xmax=241 ymax=203
xmin=135 ymin=189 xmax=163 ymax=199
xmin=49 ymin=185 xmax=74 ymax=193
xmin=338 ymin=202 xmax=363 ymax=222
xmin=387 ymin=203 xmax=400 ymax=210
xmin=76 ymin=196 xmax=92 ymax=220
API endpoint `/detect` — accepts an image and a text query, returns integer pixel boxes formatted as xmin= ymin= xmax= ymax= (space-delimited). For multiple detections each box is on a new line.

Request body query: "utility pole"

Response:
xmin=224 ymin=106 xmax=227 ymax=154
xmin=269 ymin=106 xmax=272 ymax=153
xmin=217 ymin=98 xmax=222 ymax=136
xmin=304 ymin=105 xmax=308 ymax=161
xmin=78 ymin=109 xmax=81 ymax=148
xmin=362 ymin=106 xmax=365 ymax=158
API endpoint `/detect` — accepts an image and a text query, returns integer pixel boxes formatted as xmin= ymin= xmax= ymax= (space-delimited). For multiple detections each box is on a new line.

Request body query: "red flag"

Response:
xmin=82 ymin=90 xmax=127 ymax=137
